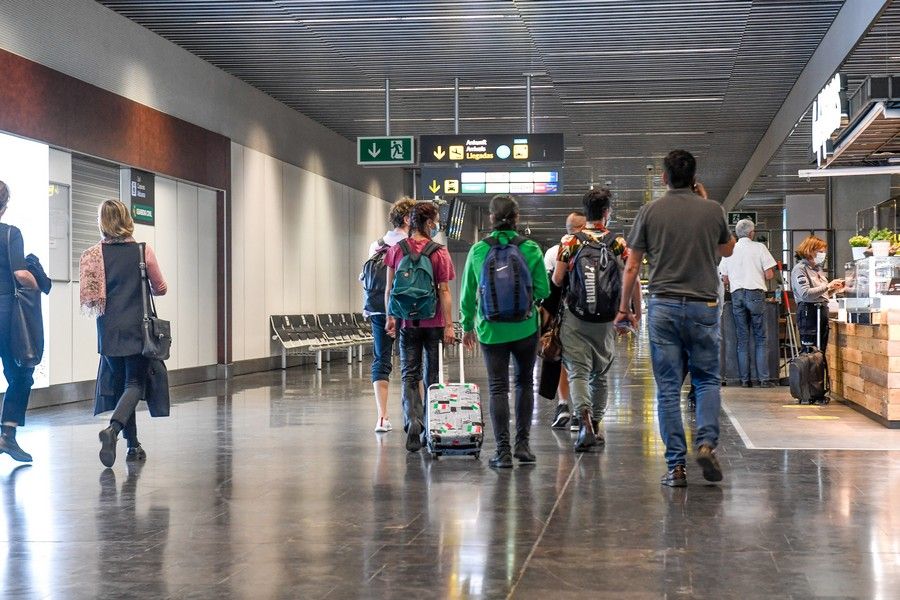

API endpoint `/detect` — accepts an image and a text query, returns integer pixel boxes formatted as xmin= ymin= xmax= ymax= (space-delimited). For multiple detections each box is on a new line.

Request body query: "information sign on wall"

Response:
xmin=357 ymin=136 xmax=415 ymax=165
xmin=421 ymin=167 xmax=562 ymax=197
xmin=129 ymin=169 xmax=155 ymax=226
xmin=727 ymin=211 xmax=758 ymax=227
xmin=420 ymin=133 xmax=564 ymax=164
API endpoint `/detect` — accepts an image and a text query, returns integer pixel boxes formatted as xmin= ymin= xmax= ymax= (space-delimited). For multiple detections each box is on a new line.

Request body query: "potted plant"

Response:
xmin=869 ymin=228 xmax=895 ymax=257
xmin=849 ymin=235 xmax=871 ymax=261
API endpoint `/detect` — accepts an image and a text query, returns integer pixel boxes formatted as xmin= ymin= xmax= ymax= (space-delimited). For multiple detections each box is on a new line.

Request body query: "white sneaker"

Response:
xmin=375 ymin=417 xmax=393 ymax=433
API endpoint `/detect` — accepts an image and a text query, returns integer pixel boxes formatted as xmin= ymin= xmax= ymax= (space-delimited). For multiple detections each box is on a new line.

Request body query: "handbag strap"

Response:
xmin=6 ymin=225 xmax=18 ymax=296
xmin=138 ymin=243 xmax=157 ymax=319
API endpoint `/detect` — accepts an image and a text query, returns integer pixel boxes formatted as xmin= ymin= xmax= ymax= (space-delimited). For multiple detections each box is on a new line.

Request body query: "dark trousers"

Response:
xmin=0 ymin=296 xmax=35 ymax=425
xmin=797 ymin=302 xmax=829 ymax=352
xmin=369 ymin=314 xmax=394 ymax=383
xmin=481 ymin=333 xmax=538 ymax=449
xmin=538 ymin=358 xmax=562 ymax=400
xmin=399 ymin=327 xmax=442 ymax=432
xmin=106 ymin=354 xmax=148 ymax=446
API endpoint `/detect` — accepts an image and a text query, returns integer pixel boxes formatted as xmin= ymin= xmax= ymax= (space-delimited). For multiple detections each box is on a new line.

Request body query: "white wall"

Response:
xmin=47 ymin=151 xmax=218 ymax=386
xmin=231 ymin=142 xmax=391 ymax=362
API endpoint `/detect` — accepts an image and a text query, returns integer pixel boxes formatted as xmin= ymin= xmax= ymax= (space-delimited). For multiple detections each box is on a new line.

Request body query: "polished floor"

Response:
xmin=3 ymin=335 xmax=900 ymax=599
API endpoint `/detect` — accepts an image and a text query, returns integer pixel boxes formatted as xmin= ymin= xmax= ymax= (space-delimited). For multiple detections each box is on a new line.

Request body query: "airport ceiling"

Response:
xmin=98 ymin=0 xmax=856 ymax=243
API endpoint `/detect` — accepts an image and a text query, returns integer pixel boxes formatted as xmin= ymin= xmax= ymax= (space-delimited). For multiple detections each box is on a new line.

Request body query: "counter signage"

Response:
xmin=357 ymin=136 xmax=415 ymax=165
xmin=130 ymin=169 xmax=155 ymax=226
xmin=727 ymin=211 xmax=757 ymax=227
xmin=420 ymin=133 xmax=564 ymax=164
xmin=421 ymin=166 xmax=562 ymax=198
xmin=811 ymin=74 xmax=844 ymax=167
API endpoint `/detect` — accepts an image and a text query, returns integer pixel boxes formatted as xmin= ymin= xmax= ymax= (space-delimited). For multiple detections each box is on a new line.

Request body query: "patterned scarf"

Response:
xmin=79 ymin=237 xmax=134 ymax=316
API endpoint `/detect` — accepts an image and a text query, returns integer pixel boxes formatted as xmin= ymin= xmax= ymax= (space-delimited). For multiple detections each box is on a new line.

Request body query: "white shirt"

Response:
xmin=718 ymin=237 xmax=777 ymax=292
xmin=544 ymin=244 xmax=560 ymax=273
xmin=368 ymin=229 xmax=407 ymax=256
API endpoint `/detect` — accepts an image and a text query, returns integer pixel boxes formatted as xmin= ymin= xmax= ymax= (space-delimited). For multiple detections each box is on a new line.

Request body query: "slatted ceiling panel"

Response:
xmin=98 ymin=0 xmax=847 ymax=245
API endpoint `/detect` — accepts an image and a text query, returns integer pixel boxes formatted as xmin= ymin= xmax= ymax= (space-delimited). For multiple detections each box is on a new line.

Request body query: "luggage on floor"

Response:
xmin=426 ymin=343 xmax=483 ymax=458
xmin=788 ymin=309 xmax=828 ymax=404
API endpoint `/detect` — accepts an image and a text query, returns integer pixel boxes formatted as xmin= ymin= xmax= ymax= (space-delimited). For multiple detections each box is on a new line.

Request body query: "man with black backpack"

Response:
xmin=360 ymin=198 xmax=416 ymax=434
xmin=553 ymin=188 xmax=639 ymax=452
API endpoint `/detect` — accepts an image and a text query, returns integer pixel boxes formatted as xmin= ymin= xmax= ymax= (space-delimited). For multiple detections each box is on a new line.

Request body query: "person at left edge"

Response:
xmin=80 ymin=199 xmax=168 ymax=468
xmin=0 ymin=180 xmax=40 ymax=463
xmin=460 ymin=195 xmax=550 ymax=468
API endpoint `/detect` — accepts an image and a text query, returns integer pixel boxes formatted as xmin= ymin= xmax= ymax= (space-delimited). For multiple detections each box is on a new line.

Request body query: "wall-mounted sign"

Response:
xmin=811 ymin=74 xmax=845 ymax=167
xmin=422 ymin=167 xmax=562 ymax=197
xmin=130 ymin=169 xmax=155 ymax=226
xmin=727 ymin=211 xmax=758 ymax=227
xmin=357 ymin=136 xmax=415 ymax=165
xmin=420 ymin=133 xmax=564 ymax=164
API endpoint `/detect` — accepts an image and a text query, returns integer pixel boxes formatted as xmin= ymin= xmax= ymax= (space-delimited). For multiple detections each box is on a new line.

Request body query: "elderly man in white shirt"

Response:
xmin=718 ymin=219 xmax=777 ymax=388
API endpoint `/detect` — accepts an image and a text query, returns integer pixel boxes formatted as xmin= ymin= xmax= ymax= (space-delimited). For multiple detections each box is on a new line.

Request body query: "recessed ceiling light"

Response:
xmin=548 ymin=47 xmax=735 ymax=57
xmin=353 ymin=115 xmax=569 ymax=122
xmin=583 ymin=131 xmax=711 ymax=136
xmin=570 ymin=97 xmax=722 ymax=105
xmin=316 ymin=85 xmax=554 ymax=93
xmin=198 ymin=14 xmax=513 ymax=26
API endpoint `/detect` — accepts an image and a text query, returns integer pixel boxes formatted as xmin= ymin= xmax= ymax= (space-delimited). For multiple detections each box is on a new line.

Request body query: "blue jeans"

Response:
xmin=648 ymin=298 xmax=722 ymax=469
xmin=369 ymin=314 xmax=394 ymax=383
xmin=731 ymin=289 xmax=769 ymax=383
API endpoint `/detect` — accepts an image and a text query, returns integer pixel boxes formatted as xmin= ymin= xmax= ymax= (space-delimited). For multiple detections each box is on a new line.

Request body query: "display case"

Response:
xmin=842 ymin=256 xmax=900 ymax=311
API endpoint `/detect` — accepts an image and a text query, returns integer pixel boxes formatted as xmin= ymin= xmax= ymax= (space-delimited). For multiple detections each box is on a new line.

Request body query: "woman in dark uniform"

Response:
xmin=0 ymin=180 xmax=39 ymax=463
xmin=80 ymin=199 xmax=167 ymax=467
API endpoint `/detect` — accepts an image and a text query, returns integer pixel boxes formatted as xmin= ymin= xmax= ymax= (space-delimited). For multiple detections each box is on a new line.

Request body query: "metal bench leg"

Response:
xmin=316 ymin=350 xmax=323 ymax=371
xmin=281 ymin=348 xmax=287 ymax=370
xmin=326 ymin=350 xmax=331 ymax=363
xmin=347 ymin=347 xmax=353 ymax=365
xmin=357 ymin=344 xmax=364 ymax=363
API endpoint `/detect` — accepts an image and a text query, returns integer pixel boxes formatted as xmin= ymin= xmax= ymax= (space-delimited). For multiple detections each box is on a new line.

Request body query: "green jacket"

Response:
xmin=459 ymin=229 xmax=551 ymax=344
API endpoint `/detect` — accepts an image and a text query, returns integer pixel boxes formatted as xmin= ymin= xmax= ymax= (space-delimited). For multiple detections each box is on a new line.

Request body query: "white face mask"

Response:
xmin=815 ymin=252 xmax=826 ymax=265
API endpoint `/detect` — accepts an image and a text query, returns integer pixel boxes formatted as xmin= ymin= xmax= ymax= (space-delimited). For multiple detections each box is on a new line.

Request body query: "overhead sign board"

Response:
xmin=811 ymin=74 xmax=844 ymax=167
xmin=727 ymin=211 xmax=757 ymax=227
xmin=420 ymin=133 xmax=564 ymax=164
xmin=129 ymin=169 xmax=155 ymax=226
xmin=357 ymin=136 xmax=415 ymax=165
xmin=422 ymin=167 xmax=562 ymax=198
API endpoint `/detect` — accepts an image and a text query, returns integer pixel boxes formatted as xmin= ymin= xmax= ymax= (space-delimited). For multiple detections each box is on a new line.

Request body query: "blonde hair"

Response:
xmin=796 ymin=235 xmax=826 ymax=261
xmin=98 ymin=199 xmax=135 ymax=239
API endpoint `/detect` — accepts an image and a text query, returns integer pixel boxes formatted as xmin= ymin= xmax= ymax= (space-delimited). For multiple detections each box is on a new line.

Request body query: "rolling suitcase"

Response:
xmin=789 ymin=305 xmax=828 ymax=404
xmin=426 ymin=343 xmax=484 ymax=459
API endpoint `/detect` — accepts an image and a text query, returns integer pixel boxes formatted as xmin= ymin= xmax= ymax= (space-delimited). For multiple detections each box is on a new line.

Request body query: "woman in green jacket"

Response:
xmin=460 ymin=195 xmax=550 ymax=468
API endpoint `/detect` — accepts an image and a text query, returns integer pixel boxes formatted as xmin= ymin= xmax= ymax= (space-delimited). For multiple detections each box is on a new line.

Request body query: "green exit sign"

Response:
xmin=357 ymin=136 xmax=415 ymax=165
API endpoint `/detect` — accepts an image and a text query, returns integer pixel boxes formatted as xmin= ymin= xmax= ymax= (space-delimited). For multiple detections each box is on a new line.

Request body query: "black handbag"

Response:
xmin=7 ymin=227 xmax=43 ymax=368
xmin=138 ymin=243 xmax=171 ymax=361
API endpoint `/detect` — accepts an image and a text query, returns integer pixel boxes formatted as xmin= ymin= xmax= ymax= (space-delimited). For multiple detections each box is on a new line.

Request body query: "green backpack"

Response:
xmin=389 ymin=239 xmax=440 ymax=321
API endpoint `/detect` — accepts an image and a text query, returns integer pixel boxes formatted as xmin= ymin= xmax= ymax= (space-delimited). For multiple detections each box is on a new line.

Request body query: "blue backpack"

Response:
xmin=479 ymin=235 xmax=534 ymax=322
xmin=389 ymin=239 xmax=440 ymax=321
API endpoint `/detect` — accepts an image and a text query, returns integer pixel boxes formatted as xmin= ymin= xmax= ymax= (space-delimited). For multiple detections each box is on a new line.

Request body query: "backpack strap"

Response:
xmin=398 ymin=238 xmax=420 ymax=261
xmin=483 ymin=236 xmax=500 ymax=247
xmin=421 ymin=241 xmax=441 ymax=258
xmin=507 ymin=234 xmax=526 ymax=247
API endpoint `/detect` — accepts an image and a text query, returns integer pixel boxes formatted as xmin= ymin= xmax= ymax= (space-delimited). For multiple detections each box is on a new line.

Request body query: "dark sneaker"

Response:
xmin=550 ymin=404 xmax=571 ymax=429
xmin=696 ymin=445 xmax=723 ymax=482
xmin=126 ymin=445 xmax=147 ymax=462
xmin=99 ymin=426 xmax=118 ymax=468
xmin=0 ymin=434 xmax=33 ymax=463
xmin=741 ymin=381 xmax=752 ymax=388
xmin=513 ymin=441 xmax=536 ymax=464
xmin=405 ymin=421 xmax=423 ymax=453
xmin=489 ymin=449 xmax=513 ymax=469
xmin=661 ymin=464 xmax=687 ymax=487
xmin=570 ymin=416 xmax=580 ymax=432
xmin=758 ymin=381 xmax=777 ymax=388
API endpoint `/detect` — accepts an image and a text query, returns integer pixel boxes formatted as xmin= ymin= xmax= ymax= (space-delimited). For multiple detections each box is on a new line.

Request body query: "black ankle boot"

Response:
xmin=99 ymin=425 xmax=119 ymax=468
xmin=126 ymin=444 xmax=147 ymax=462
xmin=513 ymin=439 xmax=536 ymax=464
xmin=574 ymin=409 xmax=596 ymax=452
xmin=489 ymin=448 xmax=513 ymax=468
xmin=0 ymin=429 xmax=32 ymax=463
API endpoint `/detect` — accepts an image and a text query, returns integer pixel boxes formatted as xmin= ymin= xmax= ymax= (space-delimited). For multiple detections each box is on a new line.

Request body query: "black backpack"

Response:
xmin=361 ymin=239 xmax=390 ymax=314
xmin=566 ymin=232 xmax=622 ymax=323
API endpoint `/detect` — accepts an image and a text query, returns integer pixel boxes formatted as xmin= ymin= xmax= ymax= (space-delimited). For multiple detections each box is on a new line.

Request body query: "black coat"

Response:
xmin=93 ymin=356 xmax=170 ymax=417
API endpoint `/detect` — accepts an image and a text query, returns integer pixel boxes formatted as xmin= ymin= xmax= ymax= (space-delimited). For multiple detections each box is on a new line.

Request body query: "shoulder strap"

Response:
xmin=483 ymin=236 xmax=500 ymax=247
xmin=421 ymin=241 xmax=441 ymax=258
xmin=508 ymin=234 xmax=526 ymax=247
xmin=138 ymin=243 xmax=157 ymax=319
xmin=6 ymin=225 xmax=15 ymax=290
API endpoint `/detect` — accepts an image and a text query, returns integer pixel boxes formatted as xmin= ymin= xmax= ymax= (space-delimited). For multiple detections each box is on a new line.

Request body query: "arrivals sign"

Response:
xmin=421 ymin=167 xmax=562 ymax=198
xmin=811 ymin=74 xmax=844 ymax=167
xmin=357 ymin=136 xmax=415 ymax=165
xmin=420 ymin=133 xmax=564 ymax=164
xmin=727 ymin=211 xmax=757 ymax=227
xmin=130 ymin=169 xmax=155 ymax=226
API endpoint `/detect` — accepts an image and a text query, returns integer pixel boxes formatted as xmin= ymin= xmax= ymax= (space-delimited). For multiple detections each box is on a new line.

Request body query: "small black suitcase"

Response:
xmin=788 ymin=307 xmax=828 ymax=404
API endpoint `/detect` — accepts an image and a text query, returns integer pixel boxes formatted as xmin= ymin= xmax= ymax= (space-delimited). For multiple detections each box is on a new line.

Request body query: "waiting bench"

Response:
xmin=270 ymin=313 xmax=374 ymax=370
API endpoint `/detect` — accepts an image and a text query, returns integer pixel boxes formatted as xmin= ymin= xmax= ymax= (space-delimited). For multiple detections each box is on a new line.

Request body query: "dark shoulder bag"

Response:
xmin=139 ymin=243 xmax=172 ymax=361
xmin=7 ymin=227 xmax=43 ymax=368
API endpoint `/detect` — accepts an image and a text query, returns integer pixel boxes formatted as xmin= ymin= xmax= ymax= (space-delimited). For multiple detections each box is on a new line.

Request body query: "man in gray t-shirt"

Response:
xmin=615 ymin=150 xmax=735 ymax=488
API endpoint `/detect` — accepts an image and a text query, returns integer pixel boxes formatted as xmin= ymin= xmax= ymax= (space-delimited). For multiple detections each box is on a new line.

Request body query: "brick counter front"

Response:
xmin=828 ymin=312 xmax=900 ymax=427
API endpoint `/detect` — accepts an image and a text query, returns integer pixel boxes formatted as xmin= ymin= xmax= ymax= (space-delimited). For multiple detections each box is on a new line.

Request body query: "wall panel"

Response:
xmin=281 ymin=164 xmax=302 ymax=314
xmin=242 ymin=147 xmax=267 ymax=360
xmin=176 ymin=181 xmax=200 ymax=368
xmin=152 ymin=177 xmax=180 ymax=368
xmin=198 ymin=189 xmax=218 ymax=366
xmin=230 ymin=143 xmax=246 ymax=362
xmin=297 ymin=168 xmax=318 ymax=313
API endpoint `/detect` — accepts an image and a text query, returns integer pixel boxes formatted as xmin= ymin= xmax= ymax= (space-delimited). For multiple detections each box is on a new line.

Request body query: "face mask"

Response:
xmin=815 ymin=252 xmax=826 ymax=265
xmin=430 ymin=224 xmax=440 ymax=238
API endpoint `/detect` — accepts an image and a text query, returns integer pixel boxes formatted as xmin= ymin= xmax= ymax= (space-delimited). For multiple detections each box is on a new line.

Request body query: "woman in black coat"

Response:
xmin=79 ymin=199 xmax=168 ymax=467
xmin=0 ymin=180 xmax=40 ymax=463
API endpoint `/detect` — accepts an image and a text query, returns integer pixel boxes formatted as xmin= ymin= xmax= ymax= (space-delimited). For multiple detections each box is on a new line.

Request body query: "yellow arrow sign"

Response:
xmin=428 ymin=180 xmax=441 ymax=194
xmin=433 ymin=146 xmax=446 ymax=160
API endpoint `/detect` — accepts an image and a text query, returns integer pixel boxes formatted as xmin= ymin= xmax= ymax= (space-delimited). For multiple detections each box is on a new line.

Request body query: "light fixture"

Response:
xmin=199 ymin=14 xmax=513 ymax=26
xmin=353 ymin=115 xmax=569 ymax=122
xmin=582 ymin=131 xmax=711 ymax=136
xmin=316 ymin=84 xmax=554 ymax=93
xmin=570 ymin=97 xmax=722 ymax=105
xmin=547 ymin=47 xmax=735 ymax=57
xmin=798 ymin=166 xmax=900 ymax=177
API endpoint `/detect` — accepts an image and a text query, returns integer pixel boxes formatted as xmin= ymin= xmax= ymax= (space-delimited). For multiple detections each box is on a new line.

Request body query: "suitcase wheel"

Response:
xmin=474 ymin=452 xmax=480 ymax=460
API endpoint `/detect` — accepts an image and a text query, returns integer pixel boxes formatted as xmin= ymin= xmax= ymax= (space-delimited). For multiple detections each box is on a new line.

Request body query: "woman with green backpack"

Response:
xmin=459 ymin=195 xmax=550 ymax=468
xmin=384 ymin=202 xmax=456 ymax=453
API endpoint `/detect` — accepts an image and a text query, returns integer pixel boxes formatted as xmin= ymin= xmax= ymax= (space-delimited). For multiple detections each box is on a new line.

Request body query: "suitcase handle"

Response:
xmin=437 ymin=341 xmax=466 ymax=385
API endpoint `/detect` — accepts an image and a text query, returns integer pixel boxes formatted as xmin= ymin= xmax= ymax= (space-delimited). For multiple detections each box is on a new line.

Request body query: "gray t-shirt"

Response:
xmin=628 ymin=188 xmax=731 ymax=301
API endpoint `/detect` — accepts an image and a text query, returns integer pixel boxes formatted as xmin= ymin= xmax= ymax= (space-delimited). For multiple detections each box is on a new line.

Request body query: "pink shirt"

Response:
xmin=144 ymin=244 xmax=168 ymax=296
xmin=384 ymin=237 xmax=455 ymax=328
